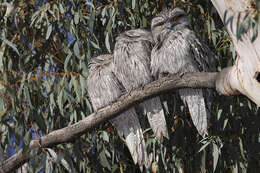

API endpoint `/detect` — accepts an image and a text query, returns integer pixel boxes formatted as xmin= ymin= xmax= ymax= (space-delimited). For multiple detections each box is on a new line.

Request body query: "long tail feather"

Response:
xmin=179 ymin=88 xmax=209 ymax=137
xmin=110 ymin=108 xmax=148 ymax=169
xmin=139 ymin=97 xmax=169 ymax=142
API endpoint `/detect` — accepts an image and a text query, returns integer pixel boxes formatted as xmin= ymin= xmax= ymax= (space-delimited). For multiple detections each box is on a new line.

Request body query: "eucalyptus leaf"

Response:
xmin=61 ymin=157 xmax=72 ymax=172
xmin=73 ymin=41 xmax=80 ymax=58
xmin=105 ymin=33 xmax=111 ymax=53
xmin=212 ymin=143 xmax=219 ymax=172
xmin=74 ymin=12 xmax=79 ymax=25
xmin=2 ymin=38 xmax=19 ymax=55
xmin=59 ymin=3 xmax=65 ymax=14
xmin=46 ymin=24 xmax=52 ymax=40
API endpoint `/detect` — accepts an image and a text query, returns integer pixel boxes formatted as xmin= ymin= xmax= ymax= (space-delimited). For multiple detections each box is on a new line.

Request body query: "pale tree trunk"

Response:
xmin=211 ymin=0 xmax=260 ymax=106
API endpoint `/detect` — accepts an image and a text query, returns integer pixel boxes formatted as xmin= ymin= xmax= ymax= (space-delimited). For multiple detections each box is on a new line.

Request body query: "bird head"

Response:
xmin=151 ymin=7 xmax=189 ymax=43
xmin=88 ymin=54 xmax=113 ymax=74
xmin=116 ymin=29 xmax=155 ymax=45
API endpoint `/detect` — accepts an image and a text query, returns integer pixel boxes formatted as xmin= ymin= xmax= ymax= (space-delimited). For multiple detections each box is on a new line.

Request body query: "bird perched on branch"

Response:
xmin=87 ymin=54 xmax=148 ymax=169
xmin=113 ymin=29 xmax=169 ymax=142
xmin=151 ymin=8 xmax=216 ymax=137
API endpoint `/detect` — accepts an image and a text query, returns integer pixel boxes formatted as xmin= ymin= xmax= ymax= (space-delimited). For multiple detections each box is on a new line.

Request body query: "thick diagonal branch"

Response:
xmin=0 ymin=72 xmax=217 ymax=173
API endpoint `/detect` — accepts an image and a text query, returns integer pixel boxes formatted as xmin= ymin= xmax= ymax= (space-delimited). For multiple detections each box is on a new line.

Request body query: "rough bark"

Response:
xmin=0 ymin=72 xmax=217 ymax=173
xmin=212 ymin=0 xmax=260 ymax=105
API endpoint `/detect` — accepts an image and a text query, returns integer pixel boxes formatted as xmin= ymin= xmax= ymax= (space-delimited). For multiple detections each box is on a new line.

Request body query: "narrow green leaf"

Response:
xmin=47 ymin=148 xmax=58 ymax=162
xmin=102 ymin=131 xmax=109 ymax=143
xmin=23 ymin=130 xmax=31 ymax=146
xmin=39 ymin=111 xmax=48 ymax=131
xmin=238 ymin=137 xmax=246 ymax=160
xmin=85 ymin=98 xmax=93 ymax=113
xmin=132 ymin=0 xmax=136 ymax=9
xmin=105 ymin=148 xmax=111 ymax=158
xmin=59 ymin=3 xmax=65 ymax=14
xmin=24 ymin=86 xmax=33 ymax=108
xmin=223 ymin=118 xmax=228 ymax=130
xmin=64 ymin=52 xmax=72 ymax=71
xmin=46 ymin=155 xmax=53 ymax=173
xmin=111 ymin=165 xmax=119 ymax=173
xmin=74 ymin=12 xmax=79 ymax=25
xmin=89 ymin=10 xmax=95 ymax=34
xmin=213 ymin=143 xmax=219 ymax=172
xmin=142 ymin=15 xmax=147 ymax=28
xmin=99 ymin=149 xmax=111 ymax=170
xmin=200 ymin=150 xmax=206 ymax=173
xmin=233 ymin=162 xmax=238 ymax=173
xmin=197 ymin=4 xmax=204 ymax=14
xmin=198 ymin=141 xmax=211 ymax=153
xmin=80 ymin=75 xmax=86 ymax=96
xmin=217 ymin=109 xmax=222 ymax=120
xmin=105 ymin=33 xmax=111 ymax=53
xmin=72 ymin=75 xmax=81 ymax=102
xmin=90 ymin=40 xmax=100 ymax=49
xmin=0 ymin=51 xmax=3 ymax=72
xmin=162 ymin=101 xmax=169 ymax=114
xmin=2 ymin=38 xmax=19 ymax=55
xmin=61 ymin=157 xmax=72 ymax=172
xmin=46 ymin=24 xmax=52 ymax=40
xmin=57 ymin=90 xmax=63 ymax=114
xmin=73 ymin=41 xmax=80 ymax=58
xmin=101 ymin=6 xmax=107 ymax=18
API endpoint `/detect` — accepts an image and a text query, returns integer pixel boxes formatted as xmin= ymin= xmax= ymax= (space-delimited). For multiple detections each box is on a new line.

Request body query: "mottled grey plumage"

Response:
xmin=151 ymin=8 xmax=216 ymax=137
xmin=113 ymin=29 xmax=169 ymax=142
xmin=87 ymin=54 xmax=148 ymax=169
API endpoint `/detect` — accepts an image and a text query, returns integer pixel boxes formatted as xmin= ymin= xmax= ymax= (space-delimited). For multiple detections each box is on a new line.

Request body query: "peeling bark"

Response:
xmin=0 ymin=72 xmax=217 ymax=173
xmin=212 ymin=0 xmax=260 ymax=105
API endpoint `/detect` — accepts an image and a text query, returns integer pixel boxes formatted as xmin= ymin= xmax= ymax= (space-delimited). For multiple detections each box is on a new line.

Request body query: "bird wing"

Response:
xmin=151 ymin=30 xmax=192 ymax=76
xmin=110 ymin=109 xmax=148 ymax=169
xmin=179 ymin=88 xmax=208 ymax=137
xmin=114 ymin=32 xmax=169 ymax=141
xmin=151 ymin=29 xmax=212 ymax=137
xmin=188 ymin=32 xmax=216 ymax=124
xmin=188 ymin=31 xmax=217 ymax=72
xmin=139 ymin=97 xmax=169 ymax=141
xmin=87 ymin=55 xmax=148 ymax=168
xmin=113 ymin=40 xmax=152 ymax=90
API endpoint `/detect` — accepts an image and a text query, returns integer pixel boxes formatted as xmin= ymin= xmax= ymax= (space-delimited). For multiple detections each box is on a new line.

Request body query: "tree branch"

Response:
xmin=0 ymin=72 xmax=217 ymax=173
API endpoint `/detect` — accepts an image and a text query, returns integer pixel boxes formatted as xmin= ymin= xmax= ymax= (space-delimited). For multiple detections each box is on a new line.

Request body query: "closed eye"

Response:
xmin=173 ymin=16 xmax=179 ymax=21
xmin=153 ymin=22 xmax=164 ymax=29
xmin=172 ymin=14 xmax=185 ymax=21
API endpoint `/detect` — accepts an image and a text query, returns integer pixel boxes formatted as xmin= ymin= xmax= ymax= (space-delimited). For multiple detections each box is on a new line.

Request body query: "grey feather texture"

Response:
xmin=87 ymin=54 xmax=148 ymax=169
xmin=113 ymin=29 xmax=169 ymax=142
xmin=151 ymin=8 xmax=216 ymax=137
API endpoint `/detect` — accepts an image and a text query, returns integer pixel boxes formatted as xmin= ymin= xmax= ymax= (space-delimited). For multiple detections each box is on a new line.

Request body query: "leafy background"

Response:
xmin=0 ymin=0 xmax=259 ymax=172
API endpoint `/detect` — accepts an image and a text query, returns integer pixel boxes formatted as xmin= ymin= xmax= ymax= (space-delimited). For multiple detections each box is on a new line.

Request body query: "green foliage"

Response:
xmin=0 ymin=0 xmax=259 ymax=172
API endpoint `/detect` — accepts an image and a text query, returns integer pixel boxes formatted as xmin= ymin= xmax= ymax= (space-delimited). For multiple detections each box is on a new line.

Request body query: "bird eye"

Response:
xmin=173 ymin=16 xmax=179 ymax=21
xmin=153 ymin=23 xmax=163 ymax=29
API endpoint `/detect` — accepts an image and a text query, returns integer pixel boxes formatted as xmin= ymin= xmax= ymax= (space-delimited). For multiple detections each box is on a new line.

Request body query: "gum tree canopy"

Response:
xmin=0 ymin=0 xmax=259 ymax=173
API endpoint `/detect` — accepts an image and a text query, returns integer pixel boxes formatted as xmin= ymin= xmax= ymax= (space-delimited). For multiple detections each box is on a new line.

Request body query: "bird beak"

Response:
xmin=163 ymin=20 xmax=175 ymax=29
